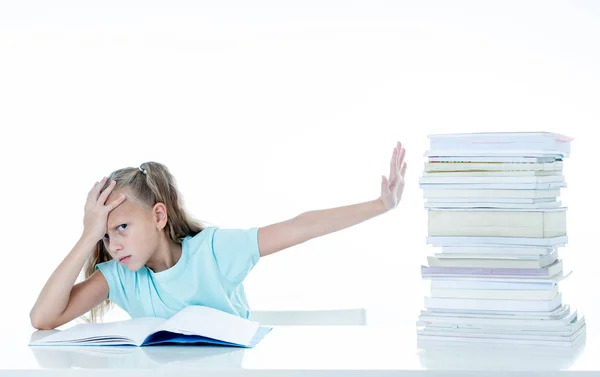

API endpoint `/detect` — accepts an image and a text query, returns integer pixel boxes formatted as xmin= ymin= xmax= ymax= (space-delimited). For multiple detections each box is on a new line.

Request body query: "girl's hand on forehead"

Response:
xmin=82 ymin=177 xmax=127 ymax=243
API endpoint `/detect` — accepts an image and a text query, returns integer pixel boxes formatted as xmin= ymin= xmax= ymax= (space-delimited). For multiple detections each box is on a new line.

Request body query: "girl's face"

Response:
xmin=103 ymin=189 xmax=162 ymax=271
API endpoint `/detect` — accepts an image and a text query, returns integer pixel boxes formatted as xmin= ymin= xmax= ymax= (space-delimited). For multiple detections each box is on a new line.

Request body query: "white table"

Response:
xmin=2 ymin=324 xmax=599 ymax=376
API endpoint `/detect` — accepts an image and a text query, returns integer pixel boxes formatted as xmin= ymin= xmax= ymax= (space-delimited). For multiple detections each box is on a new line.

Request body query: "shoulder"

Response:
xmin=183 ymin=226 xmax=218 ymax=255
xmin=95 ymin=258 xmax=120 ymax=274
xmin=94 ymin=258 xmax=137 ymax=282
xmin=186 ymin=226 xmax=260 ymax=287
xmin=184 ymin=226 xmax=259 ymax=260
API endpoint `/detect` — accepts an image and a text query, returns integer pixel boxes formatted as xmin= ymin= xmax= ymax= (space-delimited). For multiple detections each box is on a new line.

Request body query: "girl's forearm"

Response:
xmin=293 ymin=198 xmax=388 ymax=242
xmin=30 ymin=234 xmax=97 ymax=326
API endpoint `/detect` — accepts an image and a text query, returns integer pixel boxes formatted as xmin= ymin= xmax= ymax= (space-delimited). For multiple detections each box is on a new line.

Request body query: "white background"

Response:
xmin=0 ymin=0 xmax=599 ymax=335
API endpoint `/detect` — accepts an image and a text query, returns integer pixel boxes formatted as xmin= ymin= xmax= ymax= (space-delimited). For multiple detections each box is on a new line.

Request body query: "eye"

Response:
xmin=104 ymin=224 xmax=127 ymax=240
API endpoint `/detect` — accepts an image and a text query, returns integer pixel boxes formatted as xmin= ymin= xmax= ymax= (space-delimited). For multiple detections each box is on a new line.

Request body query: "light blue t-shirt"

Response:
xmin=95 ymin=226 xmax=260 ymax=319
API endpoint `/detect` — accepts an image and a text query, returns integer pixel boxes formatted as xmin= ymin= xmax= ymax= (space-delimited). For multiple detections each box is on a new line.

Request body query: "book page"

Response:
xmin=154 ymin=306 xmax=259 ymax=346
xmin=32 ymin=317 xmax=165 ymax=346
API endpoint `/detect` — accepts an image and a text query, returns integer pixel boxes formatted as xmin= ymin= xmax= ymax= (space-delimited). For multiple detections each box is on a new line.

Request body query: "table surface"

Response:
xmin=2 ymin=323 xmax=599 ymax=376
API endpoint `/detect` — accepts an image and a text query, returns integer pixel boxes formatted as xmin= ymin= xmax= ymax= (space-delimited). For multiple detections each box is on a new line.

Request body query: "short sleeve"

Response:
xmin=95 ymin=260 xmax=129 ymax=312
xmin=210 ymin=227 xmax=260 ymax=287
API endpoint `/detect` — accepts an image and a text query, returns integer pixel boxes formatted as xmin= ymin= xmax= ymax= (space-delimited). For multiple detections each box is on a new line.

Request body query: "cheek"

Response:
xmin=138 ymin=233 xmax=159 ymax=253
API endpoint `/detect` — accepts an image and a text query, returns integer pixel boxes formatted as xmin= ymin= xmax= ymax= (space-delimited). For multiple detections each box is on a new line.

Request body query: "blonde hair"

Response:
xmin=82 ymin=161 xmax=210 ymax=322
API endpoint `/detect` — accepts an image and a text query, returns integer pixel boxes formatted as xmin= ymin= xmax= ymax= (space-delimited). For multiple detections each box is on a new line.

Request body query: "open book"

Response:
xmin=29 ymin=306 xmax=272 ymax=348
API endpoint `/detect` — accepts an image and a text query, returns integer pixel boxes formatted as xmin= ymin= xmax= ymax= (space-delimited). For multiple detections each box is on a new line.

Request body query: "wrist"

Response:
xmin=375 ymin=197 xmax=389 ymax=214
xmin=80 ymin=232 xmax=100 ymax=247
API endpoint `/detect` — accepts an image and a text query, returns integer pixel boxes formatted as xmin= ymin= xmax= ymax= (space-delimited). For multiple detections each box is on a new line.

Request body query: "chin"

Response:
xmin=124 ymin=262 xmax=144 ymax=272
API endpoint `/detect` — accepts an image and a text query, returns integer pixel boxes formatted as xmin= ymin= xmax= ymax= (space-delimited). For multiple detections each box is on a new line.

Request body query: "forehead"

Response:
xmin=106 ymin=190 xmax=149 ymax=226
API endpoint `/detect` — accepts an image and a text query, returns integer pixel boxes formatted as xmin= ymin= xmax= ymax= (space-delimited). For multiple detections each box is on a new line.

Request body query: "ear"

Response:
xmin=152 ymin=202 xmax=168 ymax=230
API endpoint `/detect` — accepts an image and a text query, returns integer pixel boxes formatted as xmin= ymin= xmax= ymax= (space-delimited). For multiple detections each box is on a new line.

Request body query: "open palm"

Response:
xmin=380 ymin=141 xmax=407 ymax=211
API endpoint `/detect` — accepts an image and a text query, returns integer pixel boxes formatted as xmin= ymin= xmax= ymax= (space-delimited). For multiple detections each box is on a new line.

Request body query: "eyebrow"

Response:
xmin=107 ymin=220 xmax=127 ymax=231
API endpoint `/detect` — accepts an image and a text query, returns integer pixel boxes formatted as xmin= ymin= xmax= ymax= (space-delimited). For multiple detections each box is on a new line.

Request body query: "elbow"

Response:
xmin=257 ymin=218 xmax=307 ymax=258
xmin=32 ymin=322 xmax=56 ymax=331
xmin=30 ymin=310 xmax=56 ymax=331
xmin=290 ymin=214 xmax=312 ymax=243
xmin=31 ymin=318 xmax=57 ymax=331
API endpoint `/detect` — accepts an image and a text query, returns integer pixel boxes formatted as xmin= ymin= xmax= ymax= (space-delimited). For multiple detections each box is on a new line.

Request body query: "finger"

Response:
xmin=91 ymin=177 xmax=108 ymax=198
xmin=98 ymin=180 xmax=117 ymax=205
xmin=396 ymin=141 xmax=402 ymax=166
xmin=389 ymin=148 xmax=397 ymax=183
xmin=96 ymin=177 xmax=107 ymax=191
xmin=400 ymin=162 xmax=407 ymax=177
xmin=87 ymin=182 xmax=99 ymax=197
xmin=88 ymin=178 xmax=104 ymax=196
xmin=397 ymin=147 xmax=406 ymax=172
xmin=107 ymin=194 xmax=127 ymax=211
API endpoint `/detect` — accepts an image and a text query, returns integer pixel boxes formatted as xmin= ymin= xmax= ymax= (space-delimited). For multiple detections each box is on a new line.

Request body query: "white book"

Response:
xmin=427 ymin=271 xmax=570 ymax=284
xmin=424 ymin=201 xmax=562 ymax=209
xmin=419 ymin=316 xmax=585 ymax=334
xmin=416 ymin=326 xmax=584 ymax=345
xmin=419 ymin=182 xmax=566 ymax=189
xmin=427 ymin=131 xmax=571 ymax=139
xmin=423 ymin=162 xmax=563 ymax=173
xmin=424 ymin=294 xmax=562 ymax=312
xmin=434 ymin=254 xmax=554 ymax=261
xmin=416 ymin=332 xmax=584 ymax=347
xmin=426 ymin=304 xmax=569 ymax=317
xmin=421 ymin=304 xmax=572 ymax=319
xmin=427 ymin=208 xmax=566 ymax=238
xmin=427 ymin=132 xmax=572 ymax=155
xmin=422 ymin=188 xmax=561 ymax=199
xmin=439 ymin=245 xmax=556 ymax=256
xmin=29 ymin=306 xmax=271 ymax=348
xmin=423 ymin=272 xmax=568 ymax=282
xmin=426 ymin=197 xmax=557 ymax=203
xmin=427 ymin=250 xmax=558 ymax=268
xmin=420 ymin=175 xmax=565 ymax=184
xmin=424 ymin=150 xmax=567 ymax=159
xmin=430 ymin=279 xmax=557 ymax=291
xmin=422 ymin=170 xmax=561 ymax=177
xmin=427 ymin=156 xmax=560 ymax=163
xmin=417 ymin=312 xmax=579 ymax=329
xmin=427 ymin=235 xmax=568 ymax=247
xmin=427 ymin=207 xmax=566 ymax=212
xmin=429 ymin=287 xmax=559 ymax=300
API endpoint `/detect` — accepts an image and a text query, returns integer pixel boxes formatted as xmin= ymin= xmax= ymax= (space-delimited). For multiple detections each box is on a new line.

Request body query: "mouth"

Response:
xmin=118 ymin=256 xmax=132 ymax=263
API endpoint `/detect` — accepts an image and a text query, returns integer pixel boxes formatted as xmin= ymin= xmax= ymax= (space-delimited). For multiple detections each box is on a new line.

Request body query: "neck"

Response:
xmin=146 ymin=233 xmax=182 ymax=273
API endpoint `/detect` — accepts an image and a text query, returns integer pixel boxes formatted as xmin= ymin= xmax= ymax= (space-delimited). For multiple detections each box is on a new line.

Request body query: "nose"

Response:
xmin=107 ymin=239 xmax=124 ymax=254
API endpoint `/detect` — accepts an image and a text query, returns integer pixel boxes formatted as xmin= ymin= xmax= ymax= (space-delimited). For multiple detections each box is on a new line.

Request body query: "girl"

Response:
xmin=30 ymin=141 xmax=407 ymax=330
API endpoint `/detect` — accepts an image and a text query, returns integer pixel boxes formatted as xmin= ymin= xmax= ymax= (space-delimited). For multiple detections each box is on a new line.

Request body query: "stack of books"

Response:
xmin=416 ymin=132 xmax=586 ymax=346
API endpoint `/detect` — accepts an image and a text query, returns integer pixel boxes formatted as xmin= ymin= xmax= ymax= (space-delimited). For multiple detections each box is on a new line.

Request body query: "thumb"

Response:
xmin=381 ymin=175 xmax=390 ymax=194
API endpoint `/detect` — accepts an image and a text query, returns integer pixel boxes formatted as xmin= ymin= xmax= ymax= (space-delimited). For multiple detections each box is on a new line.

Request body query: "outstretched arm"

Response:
xmin=258 ymin=141 xmax=407 ymax=257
